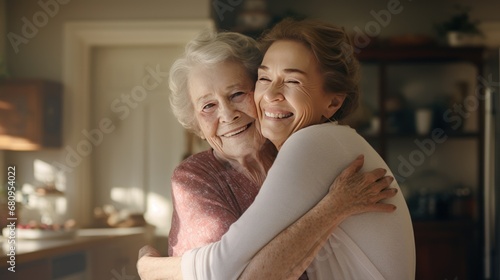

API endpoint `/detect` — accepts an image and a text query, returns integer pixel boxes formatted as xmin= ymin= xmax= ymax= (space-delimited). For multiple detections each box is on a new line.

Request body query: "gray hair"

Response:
xmin=169 ymin=31 xmax=262 ymax=136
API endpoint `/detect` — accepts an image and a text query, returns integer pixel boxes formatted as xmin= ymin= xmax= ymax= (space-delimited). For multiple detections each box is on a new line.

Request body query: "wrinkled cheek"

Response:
xmin=294 ymin=104 xmax=316 ymax=133
xmin=206 ymin=137 xmax=223 ymax=153
xmin=245 ymin=100 xmax=258 ymax=118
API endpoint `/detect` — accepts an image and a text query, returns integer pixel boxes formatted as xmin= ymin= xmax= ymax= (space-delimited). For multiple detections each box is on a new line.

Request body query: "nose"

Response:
xmin=263 ymin=82 xmax=285 ymax=103
xmin=218 ymin=101 xmax=240 ymax=123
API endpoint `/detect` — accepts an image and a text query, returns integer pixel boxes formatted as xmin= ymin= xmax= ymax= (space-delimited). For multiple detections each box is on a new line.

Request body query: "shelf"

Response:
xmin=360 ymin=131 xmax=480 ymax=141
xmin=352 ymin=46 xmax=486 ymax=279
xmin=386 ymin=131 xmax=480 ymax=139
xmin=412 ymin=219 xmax=476 ymax=229
xmin=357 ymin=46 xmax=486 ymax=64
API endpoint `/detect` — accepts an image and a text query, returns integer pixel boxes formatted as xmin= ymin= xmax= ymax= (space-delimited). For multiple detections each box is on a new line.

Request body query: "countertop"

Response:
xmin=0 ymin=227 xmax=148 ymax=268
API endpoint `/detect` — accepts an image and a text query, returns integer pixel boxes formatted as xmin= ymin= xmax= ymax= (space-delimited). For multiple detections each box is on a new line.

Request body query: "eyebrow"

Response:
xmin=258 ymin=65 xmax=307 ymax=75
xmin=195 ymin=94 xmax=211 ymax=105
xmin=194 ymin=83 xmax=246 ymax=104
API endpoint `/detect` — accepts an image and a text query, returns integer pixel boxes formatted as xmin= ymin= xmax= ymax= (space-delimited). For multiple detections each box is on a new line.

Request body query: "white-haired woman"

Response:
xmin=137 ymin=29 xmax=399 ymax=279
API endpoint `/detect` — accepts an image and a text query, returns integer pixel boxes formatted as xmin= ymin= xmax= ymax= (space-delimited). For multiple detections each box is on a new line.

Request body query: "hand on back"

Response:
xmin=328 ymin=155 xmax=398 ymax=219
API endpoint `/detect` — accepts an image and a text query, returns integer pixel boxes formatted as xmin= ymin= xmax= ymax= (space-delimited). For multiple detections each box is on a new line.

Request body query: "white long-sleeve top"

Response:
xmin=181 ymin=123 xmax=416 ymax=280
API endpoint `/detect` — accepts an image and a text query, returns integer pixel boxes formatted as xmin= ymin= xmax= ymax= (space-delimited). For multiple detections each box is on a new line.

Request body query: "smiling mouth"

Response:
xmin=264 ymin=111 xmax=293 ymax=119
xmin=222 ymin=123 xmax=252 ymax=137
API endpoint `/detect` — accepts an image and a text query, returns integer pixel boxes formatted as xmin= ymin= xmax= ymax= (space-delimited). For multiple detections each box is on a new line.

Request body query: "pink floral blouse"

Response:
xmin=168 ymin=149 xmax=260 ymax=257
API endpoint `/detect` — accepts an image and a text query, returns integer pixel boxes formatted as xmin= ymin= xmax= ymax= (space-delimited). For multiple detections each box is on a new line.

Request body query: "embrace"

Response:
xmin=137 ymin=18 xmax=416 ymax=280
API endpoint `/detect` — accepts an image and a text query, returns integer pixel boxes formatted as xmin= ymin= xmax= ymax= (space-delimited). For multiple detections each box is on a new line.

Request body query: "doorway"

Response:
xmin=90 ymin=45 xmax=184 ymax=230
xmin=62 ymin=20 xmax=213 ymax=228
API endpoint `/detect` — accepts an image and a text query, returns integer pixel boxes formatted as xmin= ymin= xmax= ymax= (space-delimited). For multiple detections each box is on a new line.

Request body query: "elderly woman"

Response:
xmin=138 ymin=21 xmax=405 ymax=280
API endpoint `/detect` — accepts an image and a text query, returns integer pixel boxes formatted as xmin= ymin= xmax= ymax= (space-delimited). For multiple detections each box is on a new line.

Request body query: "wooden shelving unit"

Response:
xmin=354 ymin=46 xmax=486 ymax=279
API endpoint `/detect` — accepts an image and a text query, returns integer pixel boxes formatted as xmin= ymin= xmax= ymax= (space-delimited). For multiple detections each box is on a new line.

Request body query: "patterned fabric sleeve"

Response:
xmin=168 ymin=157 xmax=240 ymax=257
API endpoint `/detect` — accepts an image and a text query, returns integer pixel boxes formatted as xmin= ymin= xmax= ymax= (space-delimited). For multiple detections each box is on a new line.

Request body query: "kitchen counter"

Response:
xmin=0 ymin=227 xmax=149 ymax=268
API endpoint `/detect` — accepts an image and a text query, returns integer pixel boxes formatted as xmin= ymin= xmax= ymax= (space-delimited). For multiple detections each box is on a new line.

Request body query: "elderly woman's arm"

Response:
xmin=137 ymin=247 xmax=182 ymax=280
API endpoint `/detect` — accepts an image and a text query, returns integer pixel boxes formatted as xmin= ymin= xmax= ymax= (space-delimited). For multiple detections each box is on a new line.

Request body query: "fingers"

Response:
xmin=365 ymin=168 xmax=387 ymax=183
xmin=341 ymin=155 xmax=365 ymax=176
xmin=371 ymin=176 xmax=394 ymax=192
xmin=378 ymin=187 xmax=398 ymax=200
xmin=368 ymin=187 xmax=398 ymax=212
xmin=369 ymin=202 xmax=397 ymax=213
xmin=138 ymin=245 xmax=161 ymax=259
xmin=368 ymin=174 xmax=397 ymax=199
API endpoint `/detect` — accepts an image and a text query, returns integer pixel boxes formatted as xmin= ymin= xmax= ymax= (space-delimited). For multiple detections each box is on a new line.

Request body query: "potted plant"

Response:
xmin=435 ymin=5 xmax=483 ymax=47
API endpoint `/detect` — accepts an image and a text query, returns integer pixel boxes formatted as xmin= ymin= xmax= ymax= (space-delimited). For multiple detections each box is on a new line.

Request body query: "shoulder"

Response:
xmin=294 ymin=122 xmax=355 ymax=137
xmin=173 ymin=150 xmax=220 ymax=178
xmin=177 ymin=149 xmax=218 ymax=168
xmin=171 ymin=150 xmax=225 ymax=191
xmin=281 ymin=123 xmax=358 ymax=151
xmin=269 ymin=124 xmax=358 ymax=174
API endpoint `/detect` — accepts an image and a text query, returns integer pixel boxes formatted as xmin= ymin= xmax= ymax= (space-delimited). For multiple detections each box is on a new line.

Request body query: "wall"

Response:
xmin=6 ymin=0 xmax=209 ymax=80
xmin=0 ymin=0 xmax=4 ymax=185
xmin=3 ymin=0 xmax=210 ymax=226
xmin=3 ymin=0 xmax=500 ymax=225
xmin=0 ymin=0 xmax=5 ymax=63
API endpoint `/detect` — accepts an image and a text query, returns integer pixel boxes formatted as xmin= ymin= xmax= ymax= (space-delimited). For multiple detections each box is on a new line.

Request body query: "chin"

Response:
xmin=266 ymin=136 xmax=286 ymax=149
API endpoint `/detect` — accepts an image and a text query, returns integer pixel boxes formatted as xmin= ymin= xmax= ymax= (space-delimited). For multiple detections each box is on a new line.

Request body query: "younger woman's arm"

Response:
xmin=238 ymin=155 xmax=396 ymax=279
xmin=136 ymin=156 xmax=395 ymax=280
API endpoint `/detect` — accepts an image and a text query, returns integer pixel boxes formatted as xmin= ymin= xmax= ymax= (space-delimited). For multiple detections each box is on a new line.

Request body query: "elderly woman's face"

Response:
xmin=255 ymin=40 xmax=344 ymax=148
xmin=188 ymin=60 xmax=265 ymax=159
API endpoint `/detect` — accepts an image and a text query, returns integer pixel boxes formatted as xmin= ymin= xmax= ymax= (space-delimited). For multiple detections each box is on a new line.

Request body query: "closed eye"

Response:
xmin=258 ymin=77 xmax=271 ymax=83
xmin=285 ymin=80 xmax=300 ymax=84
xmin=230 ymin=91 xmax=246 ymax=101
xmin=231 ymin=91 xmax=245 ymax=98
xmin=202 ymin=103 xmax=216 ymax=112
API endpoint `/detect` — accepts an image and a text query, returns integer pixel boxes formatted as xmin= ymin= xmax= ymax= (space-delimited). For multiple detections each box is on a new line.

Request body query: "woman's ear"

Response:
xmin=323 ymin=93 xmax=346 ymax=119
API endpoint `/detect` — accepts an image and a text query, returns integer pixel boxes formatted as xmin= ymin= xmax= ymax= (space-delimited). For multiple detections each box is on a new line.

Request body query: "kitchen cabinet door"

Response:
xmin=0 ymin=79 xmax=62 ymax=150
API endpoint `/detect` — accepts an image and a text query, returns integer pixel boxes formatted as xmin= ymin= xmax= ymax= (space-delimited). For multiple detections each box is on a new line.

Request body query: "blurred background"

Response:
xmin=0 ymin=0 xmax=499 ymax=279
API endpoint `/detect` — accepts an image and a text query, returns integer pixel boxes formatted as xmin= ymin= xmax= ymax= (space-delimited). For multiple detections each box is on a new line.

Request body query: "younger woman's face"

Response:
xmin=254 ymin=40 xmax=345 ymax=149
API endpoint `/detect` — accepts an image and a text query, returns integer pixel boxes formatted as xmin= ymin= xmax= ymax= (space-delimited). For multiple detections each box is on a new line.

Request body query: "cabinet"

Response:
xmin=413 ymin=220 xmax=476 ymax=280
xmin=350 ymin=47 xmax=486 ymax=279
xmin=0 ymin=228 xmax=149 ymax=279
xmin=0 ymin=79 xmax=62 ymax=150
xmin=86 ymin=230 xmax=147 ymax=279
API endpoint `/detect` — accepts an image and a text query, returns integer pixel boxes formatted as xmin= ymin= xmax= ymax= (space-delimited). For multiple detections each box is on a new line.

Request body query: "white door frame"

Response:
xmin=62 ymin=20 xmax=214 ymax=226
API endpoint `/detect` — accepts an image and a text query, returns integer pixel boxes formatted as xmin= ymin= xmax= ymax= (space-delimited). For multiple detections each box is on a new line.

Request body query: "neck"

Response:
xmin=214 ymin=141 xmax=277 ymax=187
xmin=270 ymin=139 xmax=284 ymax=151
